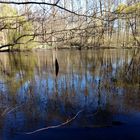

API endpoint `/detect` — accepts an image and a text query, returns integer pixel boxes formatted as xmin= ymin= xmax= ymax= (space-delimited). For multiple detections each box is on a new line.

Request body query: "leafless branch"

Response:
xmin=26 ymin=109 xmax=83 ymax=135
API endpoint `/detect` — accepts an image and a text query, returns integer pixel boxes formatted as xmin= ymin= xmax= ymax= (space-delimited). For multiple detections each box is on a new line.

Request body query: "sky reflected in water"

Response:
xmin=0 ymin=49 xmax=140 ymax=140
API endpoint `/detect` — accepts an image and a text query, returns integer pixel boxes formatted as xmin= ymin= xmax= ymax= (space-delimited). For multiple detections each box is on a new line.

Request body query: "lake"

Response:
xmin=0 ymin=49 xmax=140 ymax=140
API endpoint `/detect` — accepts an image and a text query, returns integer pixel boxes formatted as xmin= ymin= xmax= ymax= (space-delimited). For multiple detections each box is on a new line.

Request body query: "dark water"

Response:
xmin=0 ymin=49 xmax=140 ymax=140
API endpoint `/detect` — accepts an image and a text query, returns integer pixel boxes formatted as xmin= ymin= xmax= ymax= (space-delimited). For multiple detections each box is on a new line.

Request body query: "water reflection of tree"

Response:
xmin=0 ymin=52 xmax=36 ymax=113
xmin=124 ymin=50 xmax=140 ymax=86
xmin=4 ymin=53 xmax=35 ymax=89
xmin=0 ymin=49 xmax=139 ymax=133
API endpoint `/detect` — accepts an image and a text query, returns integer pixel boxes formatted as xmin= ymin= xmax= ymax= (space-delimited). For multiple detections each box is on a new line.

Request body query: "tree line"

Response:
xmin=0 ymin=0 xmax=139 ymax=51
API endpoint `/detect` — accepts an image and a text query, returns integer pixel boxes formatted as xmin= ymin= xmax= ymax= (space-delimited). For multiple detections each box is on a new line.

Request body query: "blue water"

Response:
xmin=0 ymin=49 xmax=139 ymax=140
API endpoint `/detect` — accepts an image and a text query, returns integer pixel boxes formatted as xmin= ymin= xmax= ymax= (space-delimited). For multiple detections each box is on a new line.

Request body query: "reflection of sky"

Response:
xmin=16 ymin=68 xmax=126 ymax=111
xmin=0 ymin=82 xmax=7 ymax=93
xmin=5 ymin=51 xmax=137 ymax=112
xmin=0 ymin=50 xmax=139 ymax=139
xmin=16 ymin=70 xmax=104 ymax=110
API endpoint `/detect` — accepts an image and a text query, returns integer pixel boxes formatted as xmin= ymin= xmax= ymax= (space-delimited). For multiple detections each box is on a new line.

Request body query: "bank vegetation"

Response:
xmin=0 ymin=0 xmax=139 ymax=51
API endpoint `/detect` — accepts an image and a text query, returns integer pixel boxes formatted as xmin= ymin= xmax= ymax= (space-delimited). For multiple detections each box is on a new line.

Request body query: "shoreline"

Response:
xmin=0 ymin=46 xmax=139 ymax=53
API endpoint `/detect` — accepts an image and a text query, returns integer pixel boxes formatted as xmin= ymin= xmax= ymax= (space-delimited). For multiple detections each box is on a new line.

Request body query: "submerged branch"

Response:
xmin=1 ymin=104 xmax=23 ymax=117
xmin=26 ymin=109 xmax=83 ymax=135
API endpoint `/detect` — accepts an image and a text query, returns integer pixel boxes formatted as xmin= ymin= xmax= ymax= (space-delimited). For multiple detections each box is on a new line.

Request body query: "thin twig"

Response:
xmin=1 ymin=107 xmax=11 ymax=116
xmin=26 ymin=109 xmax=83 ymax=135
xmin=1 ymin=104 xmax=23 ymax=117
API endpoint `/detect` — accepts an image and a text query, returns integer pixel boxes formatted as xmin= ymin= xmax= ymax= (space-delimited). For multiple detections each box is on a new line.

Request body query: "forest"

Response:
xmin=0 ymin=1 xmax=140 ymax=140
xmin=0 ymin=0 xmax=139 ymax=51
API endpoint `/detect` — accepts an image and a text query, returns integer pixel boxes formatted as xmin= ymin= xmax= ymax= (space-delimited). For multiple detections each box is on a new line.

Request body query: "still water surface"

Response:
xmin=0 ymin=49 xmax=140 ymax=140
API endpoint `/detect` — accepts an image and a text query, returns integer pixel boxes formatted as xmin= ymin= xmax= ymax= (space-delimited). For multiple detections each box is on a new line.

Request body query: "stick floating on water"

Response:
xmin=26 ymin=109 xmax=83 ymax=135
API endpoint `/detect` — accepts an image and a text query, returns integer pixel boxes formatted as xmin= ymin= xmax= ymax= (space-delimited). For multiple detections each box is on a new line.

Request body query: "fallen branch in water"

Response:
xmin=26 ymin=109 xmax=83 ymax=135
xmin=1 ymin=104 xmax=23 ymax=117
xmin=1 ymin=107 xmax=11 ymax=116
